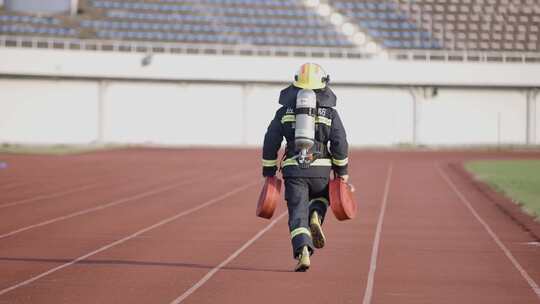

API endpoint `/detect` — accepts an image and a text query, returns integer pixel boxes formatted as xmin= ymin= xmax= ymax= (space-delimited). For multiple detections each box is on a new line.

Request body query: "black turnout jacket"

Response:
xmin=262 ymin=85 xmax=349 ymax=178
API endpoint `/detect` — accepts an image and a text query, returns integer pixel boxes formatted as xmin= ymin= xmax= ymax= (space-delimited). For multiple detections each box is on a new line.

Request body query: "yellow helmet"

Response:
xmin=293 ymin=63 xmax=330 ymax=90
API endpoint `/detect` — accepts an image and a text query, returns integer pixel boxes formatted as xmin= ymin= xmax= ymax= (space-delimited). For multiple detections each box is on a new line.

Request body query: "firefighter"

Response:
xmin=262 ymin=63 xmax=349 ymax=272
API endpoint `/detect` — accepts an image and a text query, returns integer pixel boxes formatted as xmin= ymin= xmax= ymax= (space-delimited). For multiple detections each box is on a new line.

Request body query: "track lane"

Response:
xmin=0 ymin=181 xmax=29 ymax=191
xmin=0 ymin=148 xmax=212 ymax=202
xmin=170 ymin=211 xmax=289 ymax=304
xmin=1 ymin=149 xmax=539 ymax=304
xmin=440 ymin=162 xmax=540 ymax=283
xmin=0 ymin=157 xmax=133 ymax=202
xmin=0 ymin=164 xmax=227 ymax=235
xmin=0 ymin=160 xmax=199 ymax=210
xmin=362 ymin=164 xmax=393 ymax=304
xmin=174 ymin=160 xmax=392 ymax=304
xmin=0 ymin=179 xmax=283 ymax=304
xmin=0 ymin=171 xmax=211 ymax=239
xmin=0 ymin=170 xmax=257 ymax=297
xmin=371 ymin=162 xmax=540 ymax=304
xmin=0 ymin=180 xmax=258 ymax=299
xmin=0 ymin=150 xmax=257 ymax=235
xmin=0 ymin=181 xmax=107 ymax=209
xmin=438 ymin=164 xmax=540 ymax=299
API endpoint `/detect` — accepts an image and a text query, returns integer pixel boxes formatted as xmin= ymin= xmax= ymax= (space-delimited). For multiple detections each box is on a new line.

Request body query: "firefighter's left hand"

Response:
xmin=338 ymin=175 xmax=355 ymax=192
xmin=338 ymin=174 xmax=349 ymax=183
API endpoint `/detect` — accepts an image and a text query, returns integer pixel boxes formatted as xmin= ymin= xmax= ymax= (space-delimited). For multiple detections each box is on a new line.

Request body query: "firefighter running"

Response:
xmin=262 ymin=63 xmax=350 ymax=272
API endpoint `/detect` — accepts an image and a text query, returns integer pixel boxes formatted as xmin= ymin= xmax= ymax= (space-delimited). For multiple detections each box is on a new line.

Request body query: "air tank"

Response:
xmin=295 ymin=89 xmax=317 ymax=155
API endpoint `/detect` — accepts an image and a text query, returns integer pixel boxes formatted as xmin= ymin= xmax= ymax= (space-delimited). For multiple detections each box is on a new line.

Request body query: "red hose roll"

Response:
xmin=329 ymin=178 xmax=358 ymax=221
xmin=256 ymin=176 xmax=282 ymax=219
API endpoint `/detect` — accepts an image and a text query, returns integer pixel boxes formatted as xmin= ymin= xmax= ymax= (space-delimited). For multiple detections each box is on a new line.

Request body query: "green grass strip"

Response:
xmin=465 ymin=160 xmax=540 ymax=220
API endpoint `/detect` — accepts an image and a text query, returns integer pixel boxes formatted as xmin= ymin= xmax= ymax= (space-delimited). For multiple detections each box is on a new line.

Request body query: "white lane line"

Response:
xmin=0 ymin=182 xmax=103 ymax=209
xmin=0 ymin=181 xmax=28 ymax=190
xmin=362 ymin=164 xmax=394 ymax=304
xmin=437 ymin=165 xmax=540 ymax=299
xmin=170 ymin=211 xmax=288 ymax=304
xmin=0 ymin=181 xmax=258 ymax=296
xmin=0 ymin=173 xmax=217 ymax=240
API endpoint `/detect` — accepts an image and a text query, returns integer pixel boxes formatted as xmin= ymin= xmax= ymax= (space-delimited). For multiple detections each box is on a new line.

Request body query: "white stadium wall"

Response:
xmin=1 ymin=79 xmax=536 ymax=147
xmin=335 ymin=87 xmax=414 ymax=146
xmin=0 ymin=48 xmax=539 ymax=146
xmin=416 ymin=89 xmax=527 ymax=145
xmin=243 ymin=84 xmax=285 ymax=145
xmin=0 ymin=79 xmax=99 ymax=144
xmin=101 ymin=82 xmax=244 ymax=145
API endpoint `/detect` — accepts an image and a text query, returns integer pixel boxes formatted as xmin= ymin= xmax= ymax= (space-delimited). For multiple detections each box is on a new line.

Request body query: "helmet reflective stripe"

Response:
xmin=293 ymin=63 xmax=328 ymax=90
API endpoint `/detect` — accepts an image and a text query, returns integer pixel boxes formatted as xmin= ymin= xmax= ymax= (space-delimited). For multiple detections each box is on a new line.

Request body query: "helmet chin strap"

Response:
xmin=322 ymin=74 xmax=330 ymax=84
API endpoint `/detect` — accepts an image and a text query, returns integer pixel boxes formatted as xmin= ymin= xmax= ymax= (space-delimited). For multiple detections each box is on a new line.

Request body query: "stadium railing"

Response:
xmin=1 ymin=35 xmax=539 ymax=63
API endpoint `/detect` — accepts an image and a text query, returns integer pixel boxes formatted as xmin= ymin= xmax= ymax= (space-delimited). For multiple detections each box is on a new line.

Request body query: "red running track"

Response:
xmin=0 ymin=148 xmax=539 ymax=303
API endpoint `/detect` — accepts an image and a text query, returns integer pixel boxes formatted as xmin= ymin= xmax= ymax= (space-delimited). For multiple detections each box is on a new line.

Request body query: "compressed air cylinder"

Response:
xmin=294 ymin=89 xmax=317 ymax=152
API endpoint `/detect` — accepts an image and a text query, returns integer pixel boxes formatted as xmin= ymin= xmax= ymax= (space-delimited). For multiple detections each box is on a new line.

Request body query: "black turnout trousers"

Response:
xmin=284 ymin=177 xmax=329 ymax=257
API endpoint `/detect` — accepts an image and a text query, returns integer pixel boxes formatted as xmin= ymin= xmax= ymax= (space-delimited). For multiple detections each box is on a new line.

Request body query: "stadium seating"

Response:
xmin=83 ymin=0 xmax=352 ymax=47
xmin=0 ymin=14 xmax=61 ymax=25
xmin=333 ymin=0 xmax=442 ymax=49
xmin=0 ymin=0 xmax=538 ymax=52
xmin=393 ymin=0 xmax=539 ymax=51
xmin=0 ymin=13 xmax=77 ymax=36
